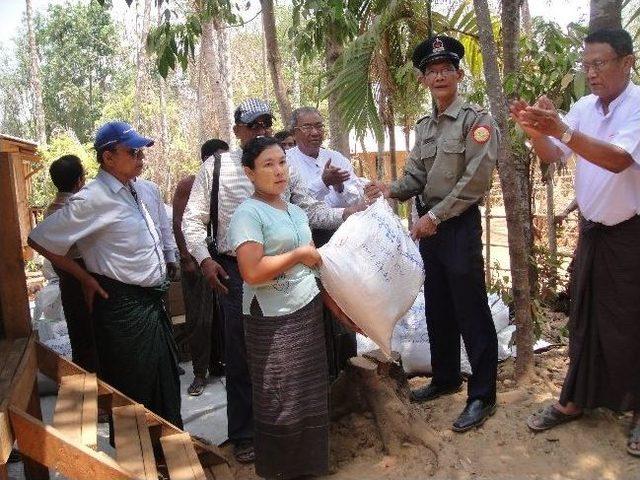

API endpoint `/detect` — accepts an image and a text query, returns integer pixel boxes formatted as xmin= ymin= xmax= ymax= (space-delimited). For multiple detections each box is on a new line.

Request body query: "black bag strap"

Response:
xmin=207 ymin=152 xmax=222 ymax=251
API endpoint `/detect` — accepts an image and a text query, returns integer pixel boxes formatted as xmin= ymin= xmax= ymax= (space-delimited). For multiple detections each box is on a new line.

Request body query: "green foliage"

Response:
xmin=505 ymin=19 xmax=586 ymax=109
xmin=35 ymin=0 xmax=127 ymax=142
xmin=30 ymin=130 xmax=96 ymax=208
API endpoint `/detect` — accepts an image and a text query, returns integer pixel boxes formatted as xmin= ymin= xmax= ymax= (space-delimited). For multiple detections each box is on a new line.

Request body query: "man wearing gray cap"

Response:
xmin=182 ymin=98 xmax=362 ymax=462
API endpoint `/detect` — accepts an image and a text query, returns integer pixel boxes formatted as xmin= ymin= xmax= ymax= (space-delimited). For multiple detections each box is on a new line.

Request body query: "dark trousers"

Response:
xmin=312 ymin=228 xmax=357 ymax=380
xmin=216 ymin=255 xmax=254 ymax=443
xmin=419 ymin=206 xmax=497 ymax=403
xmin=181 ymin=266 xmax=224 ymax=378
xmin=53 ymin=261 xmax=98 ymax=372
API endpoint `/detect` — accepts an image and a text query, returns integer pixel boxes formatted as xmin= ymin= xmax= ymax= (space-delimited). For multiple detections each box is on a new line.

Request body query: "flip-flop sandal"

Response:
xmin=527 ymin=404 xmax=583 ymax=432
xmin=233 ymin=441 xmax=255 ymax=464
xmin=627 ymin=422 xmax=640 ymax=457
xmin=188 ymin=376 xmax=206 ymax=396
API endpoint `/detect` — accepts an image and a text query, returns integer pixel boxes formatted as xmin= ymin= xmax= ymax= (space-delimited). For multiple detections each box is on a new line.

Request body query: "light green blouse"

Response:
xmin=227 ymin=198 xmax=319 ymax=316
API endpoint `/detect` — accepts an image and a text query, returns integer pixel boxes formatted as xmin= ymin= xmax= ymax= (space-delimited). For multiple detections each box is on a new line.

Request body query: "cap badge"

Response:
xmin=433 ymin=38 xmax=445 ymax=53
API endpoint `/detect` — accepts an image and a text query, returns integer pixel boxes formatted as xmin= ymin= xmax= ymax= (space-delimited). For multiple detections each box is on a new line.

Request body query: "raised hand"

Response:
xmin=322 ymin=158 xmax=350 ymax=192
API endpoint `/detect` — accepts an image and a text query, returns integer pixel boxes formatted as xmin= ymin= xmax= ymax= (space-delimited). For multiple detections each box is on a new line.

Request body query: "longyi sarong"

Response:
xmin=560 ymin=215 xmax=640 ymax=412
xmin=244 ymin=295 xmax=329 ymax=479
xmin=92 ymin=274 xmax=183 ymax=428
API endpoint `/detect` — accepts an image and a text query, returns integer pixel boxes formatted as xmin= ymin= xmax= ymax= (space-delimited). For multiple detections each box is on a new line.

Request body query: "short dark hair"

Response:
xmin=585 ymin=28 xmax=634 ymax=57
xmin=96 ymin=146 xmax=115 ymax=165
xmin=49 ymin=155 xmax=84 ymax=192
xmin=273 ymin=130 xmax=292 ymax=142
xmin=201 ymin=138 xmax=230 ymax=162
xmin=241 ymin=136 xmax=281 ymax=169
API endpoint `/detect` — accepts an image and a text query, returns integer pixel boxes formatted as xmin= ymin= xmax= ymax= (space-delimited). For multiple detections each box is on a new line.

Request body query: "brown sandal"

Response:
xmin=527 ymin=404 xmax=582 ymax=432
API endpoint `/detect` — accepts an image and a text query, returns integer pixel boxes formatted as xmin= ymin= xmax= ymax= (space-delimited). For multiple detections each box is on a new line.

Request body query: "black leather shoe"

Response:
xmin=452 ymin=399 xmax=496 ymax=432
xmin=410 ymin=382 xmax=462 ymax=403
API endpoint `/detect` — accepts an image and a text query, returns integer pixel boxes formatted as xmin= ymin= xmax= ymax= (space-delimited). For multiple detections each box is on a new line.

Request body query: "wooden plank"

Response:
xmin=0 ymin=339 xmax=28 ymax=393
xmin=52 ymin=374 xmax=85 ymax=443
xmin=134 ymin=404 xmax=157 ymax=479
xmin=0 ymin=407 xmax=11 ymax=465
xmin=9 ymin=407 xmax=136 ymax=479
xmin=0 ymin=153 xmax=32 ymax=339
xmin=22 ymin=380 xmax=49 ymax=479
xmin=0 ymin=342 xmax=12 ymax=373
xmin=160 ymin=433 xmax=206 ymax=480
xmin=82 ymin=374 xmax=98 ymax=450
xmin=207 ymin=463 xmax=234 ymax=480
xmin=113 ymin=404 xmax=157 ymax=480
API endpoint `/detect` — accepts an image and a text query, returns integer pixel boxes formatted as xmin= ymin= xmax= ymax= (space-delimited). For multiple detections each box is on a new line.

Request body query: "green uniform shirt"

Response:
xmin=389 ymin=96 xmax=499 ymax=221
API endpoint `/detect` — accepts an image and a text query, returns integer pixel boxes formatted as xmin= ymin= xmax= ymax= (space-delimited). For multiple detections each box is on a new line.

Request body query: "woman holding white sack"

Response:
xmin=227 ymin=136 xmax=330 ymax=479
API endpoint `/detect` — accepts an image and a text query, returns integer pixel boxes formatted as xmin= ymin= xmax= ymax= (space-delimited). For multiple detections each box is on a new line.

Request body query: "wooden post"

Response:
xmin=21 ymin=380 xmax=49 ymax=479
xmin=0 ymin=153 xmax=32 ymax=339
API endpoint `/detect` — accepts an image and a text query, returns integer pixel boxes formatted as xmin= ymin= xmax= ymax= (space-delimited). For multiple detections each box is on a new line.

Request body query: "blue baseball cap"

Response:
xmin=94 ymin=121 xmax=154 ymax=150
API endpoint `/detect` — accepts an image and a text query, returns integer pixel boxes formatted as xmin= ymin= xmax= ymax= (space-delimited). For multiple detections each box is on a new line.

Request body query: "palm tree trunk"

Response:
xmin=473 ymin=0 xmax=535 ymax=380
xmin=260 ymin=0 xmax=292 ymax=124
xmin=325 ymin=31 xmax=350 ymax=156
xmin=25 ymin=0 xmax=46 ymax=145
xmin=589 ymin=0 xmax=622 ymax=31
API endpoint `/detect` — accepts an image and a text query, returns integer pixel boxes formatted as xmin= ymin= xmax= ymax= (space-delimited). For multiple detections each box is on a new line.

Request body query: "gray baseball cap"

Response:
xmin=234 ymin=98 xmax=273 ymax=124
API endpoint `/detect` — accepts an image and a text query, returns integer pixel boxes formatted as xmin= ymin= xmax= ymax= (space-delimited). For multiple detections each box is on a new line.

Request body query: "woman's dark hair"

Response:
xmin=49 ymin=155 xmax=83 ymax=192
xmin=241 ymin=136 xmax=282 ymax=168
xmin=585 ymin=28 xmax=633 ymax=57
xmin=273 ymin=130 xmax=292 ymax=142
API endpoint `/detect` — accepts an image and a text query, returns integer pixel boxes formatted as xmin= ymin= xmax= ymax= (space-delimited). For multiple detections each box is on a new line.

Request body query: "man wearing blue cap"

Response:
xmin=28 ymin=121 xmax=183 ymax=429
xmin=366 ymin=35 xmax=500 ymax=432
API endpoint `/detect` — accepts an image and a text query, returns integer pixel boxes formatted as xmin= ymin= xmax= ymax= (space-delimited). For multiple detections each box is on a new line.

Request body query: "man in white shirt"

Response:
xmin=182 ymin=98 xmax=363 ymax=463
xmin=135 ymin=177 xmax=179 ymax=279
xmin=28 ymin=121 xmax=182 ymax=430
xmin=286 ymin=107 xmax=362 ymax=213
xmin=511 ymin=28 xmax=640 ymax=456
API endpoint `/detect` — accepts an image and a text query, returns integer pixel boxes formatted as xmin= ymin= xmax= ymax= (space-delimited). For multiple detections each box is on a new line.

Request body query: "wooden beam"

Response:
xmin=0 ymin=153 xmax=32 ymax=339
xmin=112 ymin=404 xmax=158 ymax=480
xmin=35 ymin=341 xmax=231 ymax=467
xmin=9 ymin=408 xmax=136 ymax=479
xmin=160 ymin=433 xmax=207 ymax=480
xmin=22 ymin=381 xmax=49 ymax=479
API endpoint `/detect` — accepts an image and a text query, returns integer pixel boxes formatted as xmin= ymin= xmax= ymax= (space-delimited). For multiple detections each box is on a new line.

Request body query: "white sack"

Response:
xmin=319 ymin=198 xmax=424 ymax=356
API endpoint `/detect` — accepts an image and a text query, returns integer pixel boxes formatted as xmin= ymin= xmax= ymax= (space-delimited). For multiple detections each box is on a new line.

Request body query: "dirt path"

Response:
xmin=224 ymin=347 xmax=640 ymax=480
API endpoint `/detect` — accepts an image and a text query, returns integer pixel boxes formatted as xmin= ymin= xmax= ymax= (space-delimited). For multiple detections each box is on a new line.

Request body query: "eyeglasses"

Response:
xmin=295 ymin=123 xmax=325 ymax=133
xmin=423 ymin=66 xmax=457 ymax=80
xmin=578 ymin=56 xmax=623 ymax=73
xmin=121 ymin=147 xmax=143 ymax=157
xmin=246 ymin=119 xmax=273 ymax=131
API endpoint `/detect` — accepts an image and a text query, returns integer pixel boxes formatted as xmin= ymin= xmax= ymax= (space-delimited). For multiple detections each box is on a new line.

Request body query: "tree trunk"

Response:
xmin=25 ymin=0 xmax=46 ymax=145
xmin=521 ymin=0 xmax=532 ymax=36
xmin=213 ymin=19 xmax=234 ymax=144
xmin=589 ymin=0 xmax=622 ymax=32
xmin=473 ymin=0 xmax=535 ymax=380
xmin=501 ymin=0 xmax=521 ymax=75
xmin=134 ymin=0 xmax=153 ymax=128
xmin=325 ymin=31 xmax=350 ymax=156
xmin=157 ymin=4 xmax=170 ymax=198
xmin=260 ymin=0 xmax=292 ymax=124
xmin=198 ymin=17 xmax=221 ymax=145
xmin=330 ymin=351 xmax=458 ymax=473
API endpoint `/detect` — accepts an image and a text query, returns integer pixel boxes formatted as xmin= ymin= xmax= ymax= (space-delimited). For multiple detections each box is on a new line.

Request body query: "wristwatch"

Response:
xmin=560 ymin=127 xmax=574 ymax=144
xmin=427 ymin=211 xmax=441 ymax=226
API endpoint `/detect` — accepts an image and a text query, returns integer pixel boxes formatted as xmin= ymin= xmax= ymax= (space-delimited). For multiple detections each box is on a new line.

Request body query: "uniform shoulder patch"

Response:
xmin=471 ymin=125 xmax=491 ymax=144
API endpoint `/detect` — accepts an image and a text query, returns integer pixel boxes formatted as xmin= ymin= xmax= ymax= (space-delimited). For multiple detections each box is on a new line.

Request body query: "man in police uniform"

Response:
xmin=366 ymin=35 xmax=499 ymax=432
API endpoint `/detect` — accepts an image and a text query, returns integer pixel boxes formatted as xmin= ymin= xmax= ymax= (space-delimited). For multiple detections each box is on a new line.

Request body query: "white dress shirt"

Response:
xmin=286 ymin=146 xmax=363 ymax=208
xmin=29 ymin=169 xmax=166 ymax=287
xmin=135 ymin=178 xmax=178 ymax=263
xmin=182 ymin=149 xmax=344 ymax=265
xmin=554 ymin=81 xmax=640 ymax=225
